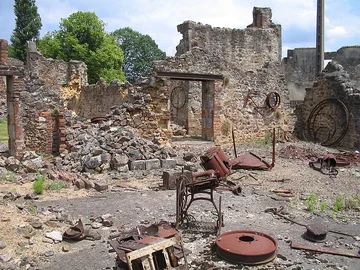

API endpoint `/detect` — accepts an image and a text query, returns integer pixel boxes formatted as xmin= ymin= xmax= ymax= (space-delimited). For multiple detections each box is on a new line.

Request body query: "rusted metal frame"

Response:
xmin=176 ymin=174 xmax=222 ymax=233
xmin=291 ymin=241 xmax=360 ymax=258
xmin=125 ymin=235 xmax=188 ymax=270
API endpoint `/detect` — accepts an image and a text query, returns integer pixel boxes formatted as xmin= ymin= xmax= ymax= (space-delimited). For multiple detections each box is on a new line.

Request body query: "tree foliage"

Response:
xmin=112 ymin=27 xmax=166 ymax=83
xmin=37 ymin=11 xmax=125 ymax=84
xmin=10 ymin=0 xmax=42 ymax=62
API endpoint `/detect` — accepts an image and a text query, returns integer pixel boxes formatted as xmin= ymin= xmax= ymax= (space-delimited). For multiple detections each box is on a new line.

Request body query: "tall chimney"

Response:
xmin=316 ymin=0 xmax=324 ymax=75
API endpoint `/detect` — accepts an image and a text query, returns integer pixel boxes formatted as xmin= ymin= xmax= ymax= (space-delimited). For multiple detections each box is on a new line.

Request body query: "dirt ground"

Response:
xmin=1 ymin=140 xmax=360 ymax=270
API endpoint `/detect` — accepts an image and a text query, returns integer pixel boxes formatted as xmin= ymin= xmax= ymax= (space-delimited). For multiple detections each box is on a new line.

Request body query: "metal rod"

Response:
xmin=271 ymin=127 xmax=275 ymax=168
xmin=291 ymin=241 xmax=360 ymax=258
xmin=232 ymin=127 xmax=237 ymax=158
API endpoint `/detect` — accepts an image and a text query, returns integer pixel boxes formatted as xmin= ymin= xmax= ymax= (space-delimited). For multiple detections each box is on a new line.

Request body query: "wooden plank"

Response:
xmin=126 ymin=235 xmax=181 ymax=267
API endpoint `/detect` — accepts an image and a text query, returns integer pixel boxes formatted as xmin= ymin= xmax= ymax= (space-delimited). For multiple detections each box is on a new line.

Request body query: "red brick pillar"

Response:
xmin=0 ymin=39 xmax=8 ymax=63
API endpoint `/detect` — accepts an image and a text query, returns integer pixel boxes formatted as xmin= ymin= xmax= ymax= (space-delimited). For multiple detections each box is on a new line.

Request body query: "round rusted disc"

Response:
xmin=215 ymin=230 xmax=277 ymax=265
xmin=90 ymin=116 xmax=108 ymax=123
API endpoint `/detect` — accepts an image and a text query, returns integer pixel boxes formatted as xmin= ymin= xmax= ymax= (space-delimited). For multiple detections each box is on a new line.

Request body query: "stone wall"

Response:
xmin=71 ymin=77 xmax=169 ymax=141
xmin=154 ymin=7 xmax=293 ymax=143
xmin=295 ymin=62 xmax=360 ymax=149
xmin=27 ymin=41 xmax=88 ymax=88
xmin=332 ymin=46 xmax=360 ymax=89
xmin=20 ymin=77 xmax=66 ymax=155
xmin=282 ymin=46 xmax=360 ymax=102
xmin=0 ymin=77 xmax=6 ymax=112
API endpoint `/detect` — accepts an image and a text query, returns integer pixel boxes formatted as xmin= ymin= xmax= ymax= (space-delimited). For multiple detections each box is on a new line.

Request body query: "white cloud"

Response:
xmin=328 ymin=26 xmax=348 ymax=39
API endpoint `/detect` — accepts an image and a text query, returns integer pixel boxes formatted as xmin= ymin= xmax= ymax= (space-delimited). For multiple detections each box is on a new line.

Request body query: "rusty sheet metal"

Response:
xmin=63 ymin=219 xmax=85 ymax=240
xmin=291 ymin=241 xmax=360 ymax=258
xmin=215 ymin=230 xmax=277 ymax=265
xmin=229 ymin=152 xmax=272 ymax=170
xmin=230 ymin=128 xmax=275 ymax=170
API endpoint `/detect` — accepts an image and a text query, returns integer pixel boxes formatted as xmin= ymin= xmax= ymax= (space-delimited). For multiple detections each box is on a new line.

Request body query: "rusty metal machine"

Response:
xmin=174 ymin=130 xmax=276 ymax=234
xmin=175 ymin=147 xmax=241 ymax=234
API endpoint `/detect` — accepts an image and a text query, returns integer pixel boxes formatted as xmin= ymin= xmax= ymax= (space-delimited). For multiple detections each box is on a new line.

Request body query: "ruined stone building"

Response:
xmin=282 ymin=46 xmax=360 ymax=102
xmin=0 ymin=7 xmax=296 ymax=159
xmin=282 ymin=45 xmax=360 ymax=150
xmin=153 ymin=7 xmax=293 ymax=143
xmin=3 ymin=5 xmax=359 ymax=160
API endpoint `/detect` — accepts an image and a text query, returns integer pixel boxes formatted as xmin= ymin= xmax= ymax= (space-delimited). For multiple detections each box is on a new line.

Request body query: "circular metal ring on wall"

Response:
xmin=170 ymin=86 xmax=187 ymax=109
xmin=306 ymin=99 xmax=349 ymax=146
xmin=214 ymin=230 xmax=277 ymax=265
xmin=265 ymin=92 xmax=281 ymax=110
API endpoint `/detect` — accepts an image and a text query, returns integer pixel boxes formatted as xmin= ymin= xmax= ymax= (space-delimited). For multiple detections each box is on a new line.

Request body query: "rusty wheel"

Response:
xmin=215 ymin=230 xmax=277 ymax=265
xmin=176 ymin=179 xmax=188 ymax=225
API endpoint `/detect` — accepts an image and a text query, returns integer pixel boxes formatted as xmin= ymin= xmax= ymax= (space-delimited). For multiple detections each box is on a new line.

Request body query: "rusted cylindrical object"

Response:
xmin=206 ymin=146 xmax=229 ymax=164
xmin=201 ymin=153 xmax=230 ymax=178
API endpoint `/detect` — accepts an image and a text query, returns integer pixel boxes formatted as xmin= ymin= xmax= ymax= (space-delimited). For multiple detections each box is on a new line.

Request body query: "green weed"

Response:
xmin=333 ymin=196 xmax=344 ymax=212
xmin=306 ymin=193 xmax=318 ymax=212
xmin=46 ymin=181 xmax=67 ymax=191
xmin=320 ymin=201 xmax=328 ymax=212
xmin=32 ymin=172 xmax=46 ymax=195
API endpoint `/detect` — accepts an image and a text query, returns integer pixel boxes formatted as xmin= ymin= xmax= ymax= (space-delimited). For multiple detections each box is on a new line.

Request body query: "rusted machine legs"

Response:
xmin=175 ymin=176 xmax=222 ymax=234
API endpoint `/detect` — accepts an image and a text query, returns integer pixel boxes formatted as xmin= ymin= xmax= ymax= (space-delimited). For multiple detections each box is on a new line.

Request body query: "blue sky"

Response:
xmin=1 ymin=0 xmax=360 ymax=58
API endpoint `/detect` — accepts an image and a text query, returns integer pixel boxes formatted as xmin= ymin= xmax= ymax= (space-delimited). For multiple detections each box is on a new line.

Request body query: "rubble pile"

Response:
xmin=58 ymin=111 xmax=177 ymax=173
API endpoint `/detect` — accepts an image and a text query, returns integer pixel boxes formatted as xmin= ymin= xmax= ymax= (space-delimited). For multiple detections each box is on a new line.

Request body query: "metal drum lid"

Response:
xmin=215 ymin=230 xmax=278 ymax=265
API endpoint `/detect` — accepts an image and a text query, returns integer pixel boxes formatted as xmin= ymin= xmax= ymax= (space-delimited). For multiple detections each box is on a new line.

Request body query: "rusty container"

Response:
xmin=201 ymin=152 xmax=230 ymax=178
xmin=206 ymin=146 xmax=229 ymax=164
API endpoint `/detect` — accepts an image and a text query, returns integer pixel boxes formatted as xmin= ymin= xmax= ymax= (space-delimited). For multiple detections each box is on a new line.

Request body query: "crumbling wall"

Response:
xmin=154 ymin=7 xmax=293 ymax=143
xmin=332 ymin=46 xmax=360 ymax=89
xmin=20 ymin=78 xmax=66 ymax=155
xmin=26 ymin=41 xmax=88 ymax=87
xmin=282 ymin=46 xmax=360 ymax=103
xmin=295 ymin=62 xmax=360 ymax=149
xmin=72 ymin=77 xmax=169 ymax=142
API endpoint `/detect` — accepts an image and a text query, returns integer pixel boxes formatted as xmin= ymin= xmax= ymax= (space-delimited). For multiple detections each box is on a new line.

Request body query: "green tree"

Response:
xmin=10 ymin=0 xmax=42 ymax=62
xmin=37 ymin=11 xmax=125 ymax=84
xmin=112 ymin=27 xmax=166 ymax=83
